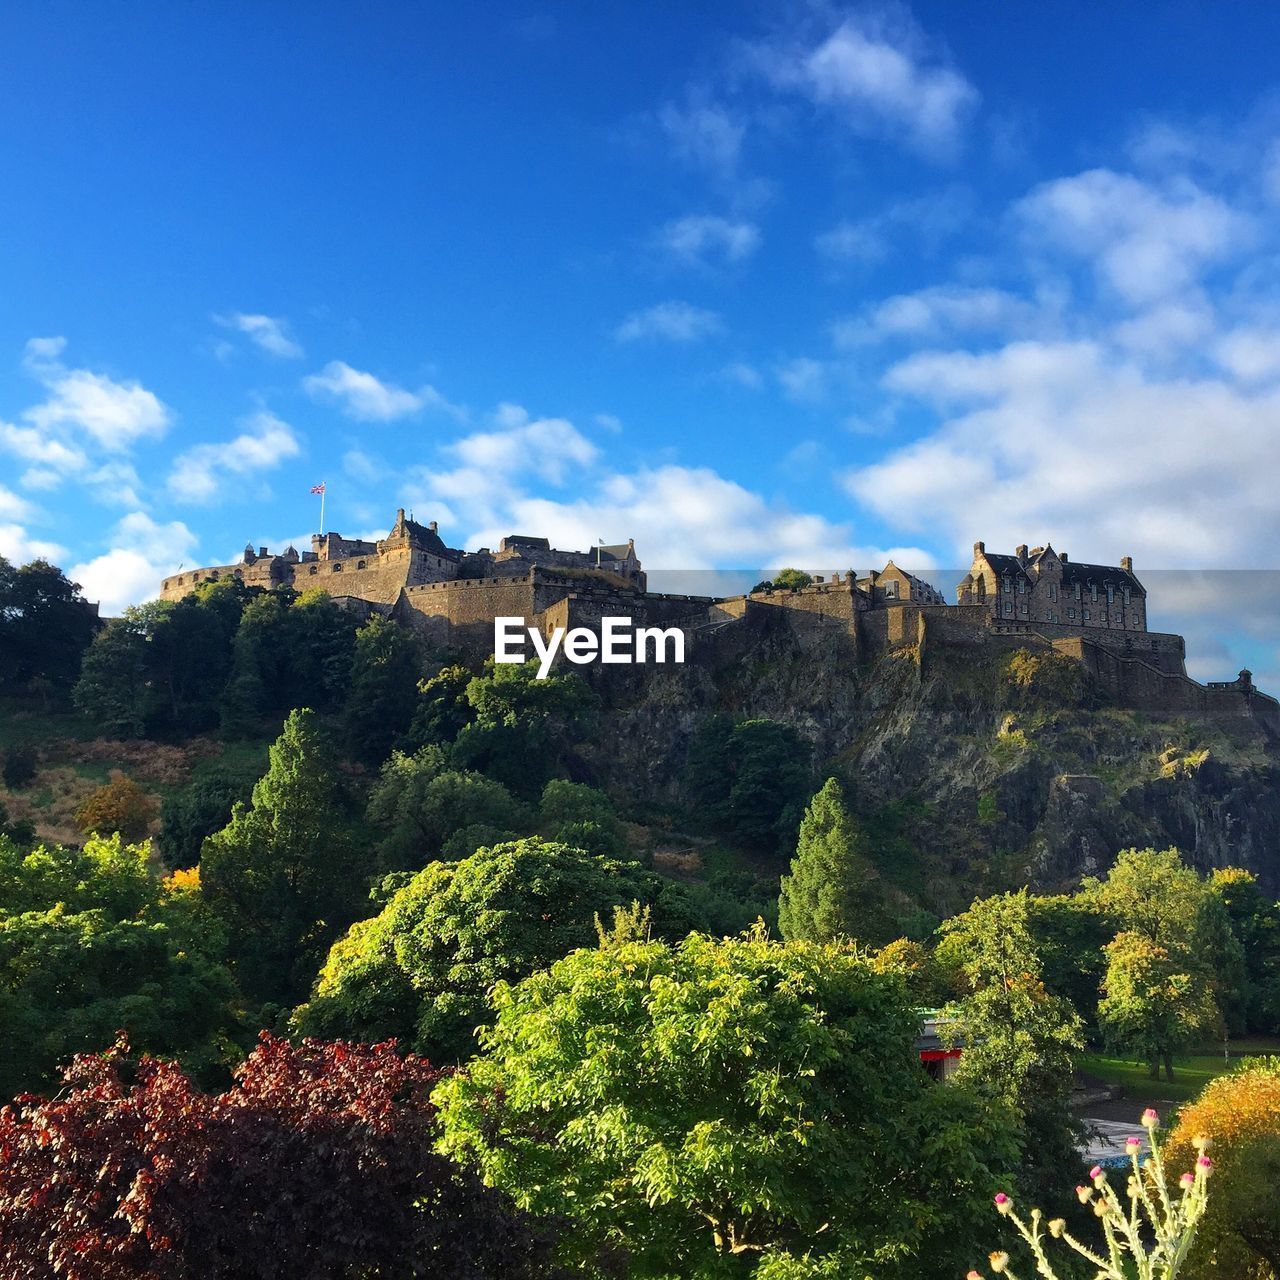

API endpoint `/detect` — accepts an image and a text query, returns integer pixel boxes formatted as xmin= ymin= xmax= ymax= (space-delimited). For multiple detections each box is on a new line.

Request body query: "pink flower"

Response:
xmin=1125 ymin=1136 xmax=1141 ymax=1152
xmin=1180 ymin=1172 xmax=1194 ymax=1188
xmin=1090 ymin=1164 xmax=1105 ymax=1182
xmin=1197 ymin=1155 xmax=1213 ymax=1173
xmin=1076 ymin=1184 xmax=1094 ymax=1203
xmin=967 ymin=1272 xmax=984 ymax=1280
xmin=994 ymin=1192 xmax=1012 ymax=1215
xmin=1141 ymin=1108 xmax=1159 ymax=1128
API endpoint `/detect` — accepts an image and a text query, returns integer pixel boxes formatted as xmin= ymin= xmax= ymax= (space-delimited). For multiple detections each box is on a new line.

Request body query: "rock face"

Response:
xmin=586 ymin=611 xmax=1280 ymax=909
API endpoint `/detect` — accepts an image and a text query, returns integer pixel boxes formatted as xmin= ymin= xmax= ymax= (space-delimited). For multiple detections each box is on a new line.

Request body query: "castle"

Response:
xmin=160 ymin=511 xmax=1279 ymax=736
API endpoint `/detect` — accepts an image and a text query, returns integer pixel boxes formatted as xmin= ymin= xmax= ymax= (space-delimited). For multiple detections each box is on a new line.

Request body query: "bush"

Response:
xmin=0 ymin=1034 xmax=558 ymax=1279
xmin=1 ymin=745 xmax=38 ymax=790
xmin=74 ymin=772 xmax=158 ymax=842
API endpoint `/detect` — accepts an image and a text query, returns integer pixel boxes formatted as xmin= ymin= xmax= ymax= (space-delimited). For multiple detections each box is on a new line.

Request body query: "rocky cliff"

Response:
xmin=588 ymin=610 xmax=1280 ymax=915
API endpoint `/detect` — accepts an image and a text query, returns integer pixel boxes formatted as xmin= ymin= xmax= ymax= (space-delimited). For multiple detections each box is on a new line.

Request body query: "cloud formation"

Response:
xmin=303 ymin=360 xmax=462 ymax=421
xmin=615 ymin=301 xmax=723 ymax=343
xmin=655 ymin=215 xmax=761 ymax=267
xmin=214 ymin=312 xmax=304 ymax=359
xmin=167 ymin=411 xmax=302 ymax=504
xmin=69 ymin=511 xmax=199 ymax=614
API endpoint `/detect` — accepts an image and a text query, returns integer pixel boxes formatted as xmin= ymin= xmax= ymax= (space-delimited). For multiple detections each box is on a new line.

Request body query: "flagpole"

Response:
xmin=320 ymin=482 xmax=326 ymax=535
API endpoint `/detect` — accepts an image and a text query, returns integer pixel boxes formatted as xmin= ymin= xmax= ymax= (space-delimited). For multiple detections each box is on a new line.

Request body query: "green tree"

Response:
xmin=286 ymin=588 xmax=359 ymax=710
xmin=0 ymin=832 xmax=238 ymax=1097
xmin=778 ymin=778 xmax=888 ymax=944
xmin=0 ymin=558 xmax=97 ymax=694
xmin=940 ymin=890 xmax=1084 ymax=1207
xmin=293 ymin=837 xmax=702 ymax=1061
xmin=73 ymin=772 xmax=158 ymax=843
xmin=159 ymin=766 xmax=260 ymax=869
xmin=1209 ymin=868 xmax=1280 ymax=1035
xmin=434 ymin=928 xmax=1015 ymax=1279
xmin=202 ymin=709 xmax=368 ymax=1006
xmin=73 ymin=611 xmax=152 ymax=738
xmin=771 ymin=567 xmax=813 ymax=590
xmin=344 ymin=613 xmax=423 ymax=763
xmin=538 ymin=779 xmax=625 ymax=856
xmin=406 ymin=662 xmax=477 ymax=747
xmin=687 ymin=717 xmax=812 ymax=854
xmin=1098 ymin=930 xmax=1219 ymax=1081
xmin=452 ymin=659 xmax=598 ymax=796
xmin=219 ymin=590 xmax=294 ymax=736
xmin=366 ymin=746 xmax=528 ymax=870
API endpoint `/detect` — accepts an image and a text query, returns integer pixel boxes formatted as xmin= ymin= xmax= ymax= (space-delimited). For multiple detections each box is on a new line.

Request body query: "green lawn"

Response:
xmin=1080 ymin=1037 xmax=1280 ymax=1102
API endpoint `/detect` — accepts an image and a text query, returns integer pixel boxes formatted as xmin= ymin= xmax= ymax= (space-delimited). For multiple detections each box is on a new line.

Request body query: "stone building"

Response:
xmin=857 ymin=561 xmax=947 ymax=607
xmin=956 ymin=542 xmax=1147 ymax=633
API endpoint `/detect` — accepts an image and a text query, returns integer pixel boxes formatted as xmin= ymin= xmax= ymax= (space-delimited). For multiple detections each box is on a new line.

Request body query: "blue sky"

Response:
xmin=3 ymin=2 xmax=1280 ymax=681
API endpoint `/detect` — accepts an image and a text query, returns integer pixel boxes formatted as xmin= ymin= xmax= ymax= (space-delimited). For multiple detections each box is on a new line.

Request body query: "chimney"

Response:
xmin=973 ymin=540 xmax=985 ymax=557
xmin=1015 ymin=544 xmax=1028 ymax=564
xmin=1120 ymin=556 xmax=1133 ymax=571
xmin=428 ymin=520 xmax=438 ymax=533
xmin=868 ymin=569 xmax=880 ymax=585
xmin=1060 ymin=552 xmax=1068 ymax=563
xmin=396 ymin=507 xmax=406 ymax=522
xmin=259 ymin=546 xmax=268 ymax=559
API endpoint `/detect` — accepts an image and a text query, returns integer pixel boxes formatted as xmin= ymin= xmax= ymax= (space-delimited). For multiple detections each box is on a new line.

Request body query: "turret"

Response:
xmin=1120 ymin=556 xmax=1133 ymax=572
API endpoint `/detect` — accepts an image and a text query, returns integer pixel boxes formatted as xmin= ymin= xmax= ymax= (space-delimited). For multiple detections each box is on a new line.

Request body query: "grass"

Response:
xmin=1080 ymin=1037 xmax=1280 ymax=1102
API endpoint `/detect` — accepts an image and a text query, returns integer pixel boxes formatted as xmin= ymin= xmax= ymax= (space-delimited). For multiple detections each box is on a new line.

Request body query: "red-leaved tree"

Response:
xmin=0 ymin=1034 xmax=558 ymax=1280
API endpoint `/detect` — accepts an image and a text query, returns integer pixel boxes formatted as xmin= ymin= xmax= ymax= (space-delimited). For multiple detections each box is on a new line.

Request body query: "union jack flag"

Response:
xmin=310 ymin=483 xmax=326 ymax=494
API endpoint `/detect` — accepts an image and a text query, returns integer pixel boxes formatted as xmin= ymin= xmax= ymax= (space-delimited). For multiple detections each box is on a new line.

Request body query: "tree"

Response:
xmin=0 ymin=833 xmax=238 ymax=1098
xmin=939 ymin=891 xmax=1084 ymax=1208
xmin=0 ymin=1034 xmax=559 ymax=1280
xmin=74 ymin=772 xmax=159 ymax=843
xmin=1209 ymin=869 xmax=1280 ymax=1035
xmin=1 ymin=744 xmax=37 ymax=790
xmin=201 ymin=709 xmax=369 ymax=1007
xmin=365 ymin=746 xmax=528 ymax=870
xmin=435 ymin=928 xmax=1016 ymax=1279
xmin=1083 ymin=846 xmax=1210 ymax=948
xmin=538 ymin=779 xmax=625 ymax=857
xmin=158 ymin=767 xmax=260 ymax=869
xmin=1098 ymin=930 xmax=1219 ymax=1081
xmin=1166 ymin=1058 xmax=1280 ymax=1279
xmin=771 ymin=568 xmax=813 ymax=590
xmin=452 ymin=659 xmax=598 ymax=796
xmin=779 ymin=777 xmax=888 ymax=943
xmin=406 ymin=662 xmax=476 ymax=747
xmin=344 ymin=613 xmax=423 ymax=763
xmin=870 ymin=937 xmax=954 ymax=1006
xmin=687 ymin=717 xmax=812 ymax=854
xmin=0 ymin=557 xmax=97 ymax=693
xmin=293 ymin=837 xmax=702 ymax=1062
xmin=74 ymin=611 xmax=152 ymax=738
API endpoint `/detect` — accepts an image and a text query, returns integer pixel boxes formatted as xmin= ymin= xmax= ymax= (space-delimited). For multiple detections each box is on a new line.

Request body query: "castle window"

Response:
xmin=333 ymin=562 xmax=342 ymax=572
xmin=1067 ymin=608 xmax=1076 ymax=620
xmin=1049 ymin=584 xmax=1058 ymax=601
xmin=309 ymin=565 xmax=318 ymax=575
xmin=1123 ymin=587 xmax=1131 ymax=604
xmin=1017 ymin=579 xmax=1025 ymax=594
xmin=358 ymin=559 xmax=367 ymax=570
xmin=1003 ymin=578 xmax=1012 ymax=593
xmin=1003 ymin=601 xmax=1013 ymax=616
xmin=1020 ymin=604 xmax=1028 ymax=617
xmin=1101 ymin=611 xmax=1108 ymax=622
xmin=1107 ymin=585 xmax=1114 ymax=603
xmin=1083 ymin=609 xmax=1091 ymax=621
xmin=1091 ymin=585 xmax=1098 ymax=601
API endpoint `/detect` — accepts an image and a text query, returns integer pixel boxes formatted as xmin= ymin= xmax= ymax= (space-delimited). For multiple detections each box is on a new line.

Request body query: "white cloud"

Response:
xmin=1015 ymin=170 xmax=1251 ymax=305
xmin=0 ymin=524 xmax=66 ymax=564
xmin=68 ymin=512 xmax=199 ymax=615
xmin=615 ymin=301 xmax=723 ymax=343
xmin=721 ymin=361 xmax=764 ymax=390
xmin=833 ymin=285 xmax=1039 ymax=347
xmin=752 ymin=17 xmax=978 ymax=158
xmin=167 ymin=411 xmax=302 ymax=504
xmin=594 ymin=413 xmax=624 ymax=434
xmin=214 ymin=312 xmax=304 ymax=359
xmin=776 ymin=357 xmax=828 ymax=403
xmin=0 ymin=485 xmax=35 ymax=523
xmin=655 ymin=214 xmax=761 ymax=266
xmin=0 ymin=420 xmax=89 ymax=476
xmin=658 ymin=99 xmax=745 ymax=178
xmin=439 ymin=407 xmax=598 ymax=487
xmin=343 ymin=448 xmax=386 ymax=484
xmin=21 ymin=337 xmax=170 ymax=451
xmin=303 ymin=360 xmax=462 ymax=421
xmin=814 ymin=187 xmax=973 ymax=266
xmin=1213 ymin=326 xmax=1280 ymax=383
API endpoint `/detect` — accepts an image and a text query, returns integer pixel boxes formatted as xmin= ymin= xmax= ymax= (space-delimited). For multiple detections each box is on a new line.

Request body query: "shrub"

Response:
xmin=74 ymin=771 xmax=158 ymax=842
xmin=1 ymin=745 xmax=38 ymax=790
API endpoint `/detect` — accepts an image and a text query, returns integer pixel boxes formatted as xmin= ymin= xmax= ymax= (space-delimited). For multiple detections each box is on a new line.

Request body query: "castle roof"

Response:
xmin=980 ymin=549 xmax=1145 ymax=595
xmin=599 ymin=543 xmax=633 ymax=561
xmin=503 ymin=535 xmax=551 ymax=550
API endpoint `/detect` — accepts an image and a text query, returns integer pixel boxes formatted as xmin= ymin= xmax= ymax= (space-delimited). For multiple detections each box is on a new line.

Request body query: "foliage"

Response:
xmin=0 ymin=833 xmax=238 ymax=1097
xmin=941 ymin=890 xmax=1085 ymax=1208
xmin=1004 ymin=648 xmax=1087 ymax=703
xmin=344 ymin=612 xmax=423 ymax=763
xmin=0 ymin=1033 xmax=559 ymax=1279
xmin=871 ymin=936 xmax=956 ymax=1006
xmin=1026 ymin=893 xmax=1113 ymax=1026
xmin=975 ymin=1110 xmax=1213 ymax=1280
xmin=1166 ymin=1059 xmax=1280 ymax=1278
xmin=202 ymin=709 xmax=369 ymax=1006
xmin=0 ymin=557 xmax=98 ymax=694
xmin=158 ymin=767 xmax=258 ymax=869
xmin=366 ymin=746 xmax=528 ymax=870
xmin=74 ymin=610 xmax=153 ymax=737
xmin=778 ymin=777 xmax=889 ymax=944
xmin=74 ymin=771 xmax=159 ymax=842
xmin=538 ymin=778 xmax=625 ymax=856
xmin=407 ymin=662 xmax=477 ymax=747
xmin=435 ymin=928 xmax=1017 ymax=1279
xmin=1 ymin=744 xmax=38 ymax=789
xmin=452 ymin=659 xmax=598 ymax=797
xmin=1208 ymin=869 xmax=1280 ymax=1034
xmin=1099 ymin=931 xmax=1219 ymax=1081
xmin=294 ymin=837 xmax=701 ymax=1061
xmin=771 ymin=567 xmax=814 ymax=590
xmin=687 ymin=716 xmax=812 ymax=854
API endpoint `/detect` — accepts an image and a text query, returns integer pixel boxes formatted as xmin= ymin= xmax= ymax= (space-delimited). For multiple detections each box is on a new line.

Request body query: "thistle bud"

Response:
xmin=1048 ymin=1218 xmax=1066 ymax=1238
xmin=967 ymin=1272 xmax=984 ymax=1280
xmin=1125 ymin=1136 xmax=1141 ymax=1153
xmin=1076 ymin=1185 xmax=1093 ymax=1204
xmin=1141 ymin=1108 xmax=1159 ymax=1128
xmin=994 ymin=1192 xmax=1012 ymax=1215
xmin=1197 ymin=1155 xmax=1213 ymax=1175
xmin=1192 ymin=1135 xmax=1210 ymax=1152
xmin=1090 ymin=1164 xmax=1105 ymax=1184
xmin=1179 ymin=1172 xmax=1194 ymax=1189
xmin=989 ymin=1253 xmax=1009 ymax=1274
